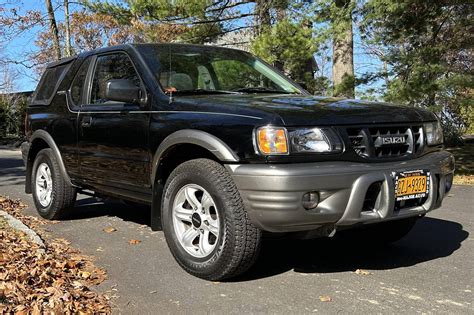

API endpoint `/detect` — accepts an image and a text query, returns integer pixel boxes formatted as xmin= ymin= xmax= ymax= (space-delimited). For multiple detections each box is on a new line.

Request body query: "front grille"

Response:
xmin=347 ymin=125 xmax=423 ymax=159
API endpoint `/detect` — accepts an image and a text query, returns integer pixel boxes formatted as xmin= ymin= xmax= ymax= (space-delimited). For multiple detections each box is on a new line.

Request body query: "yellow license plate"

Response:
xmin=394 ymin=170 xmax=430 ymax=201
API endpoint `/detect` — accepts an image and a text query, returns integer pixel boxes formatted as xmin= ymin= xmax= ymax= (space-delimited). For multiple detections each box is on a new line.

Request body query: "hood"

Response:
xmin=175 ymin=94 xmax=437 ymax=126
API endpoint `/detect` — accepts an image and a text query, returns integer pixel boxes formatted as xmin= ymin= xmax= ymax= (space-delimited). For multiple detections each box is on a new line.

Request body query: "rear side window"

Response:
xmin=32 ymin=64 xmax=70 ymax=105
xmin=70 ymin=57 xmax=92 ymax=105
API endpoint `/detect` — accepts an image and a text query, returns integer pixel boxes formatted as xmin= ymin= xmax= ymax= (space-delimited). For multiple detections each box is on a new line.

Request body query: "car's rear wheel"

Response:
xmin=32 ymin=148 xmax=77 ymax=219
xmin=162 ymin=158 xmax=261 ymax=281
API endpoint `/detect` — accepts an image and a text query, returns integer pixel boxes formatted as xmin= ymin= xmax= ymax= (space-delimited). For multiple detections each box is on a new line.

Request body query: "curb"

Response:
xmin=0 ymin=210 xmax=45 ymax=253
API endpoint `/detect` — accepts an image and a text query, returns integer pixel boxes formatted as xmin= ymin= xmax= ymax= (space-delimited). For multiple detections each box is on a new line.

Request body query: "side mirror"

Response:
xmin=105 ymin=79 xmax=141 ymax=104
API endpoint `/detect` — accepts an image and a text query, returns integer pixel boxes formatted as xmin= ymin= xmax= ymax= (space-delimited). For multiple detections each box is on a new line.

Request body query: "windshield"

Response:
xmin=140 ymin=45 xmax=302 ymax=95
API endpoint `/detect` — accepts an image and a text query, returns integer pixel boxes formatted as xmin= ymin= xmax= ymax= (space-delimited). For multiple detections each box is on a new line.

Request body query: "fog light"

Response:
xmin=445 ymin=174 xmax=453 ymax=193
xmin=302 ymin=192 xmax=320 ymax=210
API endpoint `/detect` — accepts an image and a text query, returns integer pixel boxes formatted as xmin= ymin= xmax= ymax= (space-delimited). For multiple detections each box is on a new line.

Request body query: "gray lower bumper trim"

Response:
xmin=226 ymin=151 xmax=455 ymax=232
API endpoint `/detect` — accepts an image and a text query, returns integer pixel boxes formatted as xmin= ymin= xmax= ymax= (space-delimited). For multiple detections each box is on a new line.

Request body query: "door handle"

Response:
xmin=81 ymin=116 xmax=92 ymax=128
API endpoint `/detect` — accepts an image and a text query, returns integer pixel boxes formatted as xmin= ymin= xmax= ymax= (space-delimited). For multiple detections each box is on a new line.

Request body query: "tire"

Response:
xmin=346 ymin=217 xmax=419 ymax=245
xmin=161 ymin=158 xmax=261 ymax=281
xmin=31 ymin=148 xmax=77 ymax=220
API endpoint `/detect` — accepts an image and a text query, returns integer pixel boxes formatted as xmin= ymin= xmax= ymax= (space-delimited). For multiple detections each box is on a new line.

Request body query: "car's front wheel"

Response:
xmin=162 ymin=159 xmax=261 ymax=281
xmin=31 ymin=148 xmax=76 ymax=219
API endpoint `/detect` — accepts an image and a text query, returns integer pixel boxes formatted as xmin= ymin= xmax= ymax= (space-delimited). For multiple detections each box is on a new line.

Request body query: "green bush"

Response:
xmin=0 ymin=94 xmax=28 ymax=140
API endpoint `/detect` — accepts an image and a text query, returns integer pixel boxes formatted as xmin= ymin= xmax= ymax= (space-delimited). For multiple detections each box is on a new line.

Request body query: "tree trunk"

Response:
xmin=332 ymin=0 xmax=354 ymax=98
xmin=45 ymin=0 xmax=61 ymax=60
xmin=273 ymin=1 xmax=287 ymax=71
xmin=254 ymin=0 xmax=271 ymax=36
xmin=303 ymin=20 xmax=316 ymax=79
xmin=64 ymin=0 xmax=72 ymax=57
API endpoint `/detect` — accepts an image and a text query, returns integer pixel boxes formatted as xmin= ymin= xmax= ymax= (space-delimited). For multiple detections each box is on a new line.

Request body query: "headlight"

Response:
xmin=255 ymin=126 xmax=289 ymax=155
xmin=424 ymin=121 xmax=443 ymax=146
xmin=290 ymin=128 xmax=343 ymax=153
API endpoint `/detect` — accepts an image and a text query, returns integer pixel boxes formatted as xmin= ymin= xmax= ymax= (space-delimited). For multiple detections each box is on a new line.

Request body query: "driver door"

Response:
xmin=77 ymin=52 xmax=151 ymax=191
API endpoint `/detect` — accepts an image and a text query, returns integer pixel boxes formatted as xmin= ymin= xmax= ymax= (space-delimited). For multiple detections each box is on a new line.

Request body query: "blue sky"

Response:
xmin=3 ymin=0 xmax=383 ymax=96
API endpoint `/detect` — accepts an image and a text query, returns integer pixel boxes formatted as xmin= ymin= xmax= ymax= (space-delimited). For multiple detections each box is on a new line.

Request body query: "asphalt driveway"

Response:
xmin=1 ymin=147 xmax=473 ymax=314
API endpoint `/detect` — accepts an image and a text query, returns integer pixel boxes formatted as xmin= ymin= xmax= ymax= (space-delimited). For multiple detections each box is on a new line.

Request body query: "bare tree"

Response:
xmin=45 ymin=0 xmax=61 ymax=60
xmin=64 ymin=0 xmax=73 ymax=57
xmin=254 ymin=0 xmax=271 ymax=36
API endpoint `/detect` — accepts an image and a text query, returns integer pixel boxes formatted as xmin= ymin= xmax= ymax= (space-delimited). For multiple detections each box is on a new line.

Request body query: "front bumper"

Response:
xmin=226 ymin=151 xmax=455 ymax=232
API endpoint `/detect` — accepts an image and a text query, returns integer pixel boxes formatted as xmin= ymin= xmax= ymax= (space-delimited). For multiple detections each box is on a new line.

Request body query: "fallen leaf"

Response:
xmin=0 ymin=195 xmax=110 ymax=313
xmin=128 ymin=239 xmax=141 ymax=245
xmin=66 ymin=260 xmax=78 ymax=268
xmin=319 ymin=295 xmax=332 ymax=302
xmin=355 ymin=269 xmax=371 ymax=275
xmin=103 ymin=227 xmax=117 ymax=233
xmin=72 ymin=281 xmax=84 ymax=288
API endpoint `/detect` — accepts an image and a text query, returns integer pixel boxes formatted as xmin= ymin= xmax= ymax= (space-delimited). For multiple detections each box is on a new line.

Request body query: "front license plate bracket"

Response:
xmin=393 ymin=169 xmax=430 ymax=204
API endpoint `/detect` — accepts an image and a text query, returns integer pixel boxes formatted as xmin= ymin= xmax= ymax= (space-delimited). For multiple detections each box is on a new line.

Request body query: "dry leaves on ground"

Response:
xmin=0 ymin=196 xmax=110 ymax=313
xmin=319 ymin=295 xmax=332 ymax=302
xmin=0 ymin=196 xmax=45 ymax=230
xmin=355 ymin=269 xmax=371 ymax=275
xmin=453 ymin=175 xmax=474 ymax=185
xmin=128 ymin=239 xmax=141 ymax=245
xmin=103 ymin=227 xmax=117 ymax=233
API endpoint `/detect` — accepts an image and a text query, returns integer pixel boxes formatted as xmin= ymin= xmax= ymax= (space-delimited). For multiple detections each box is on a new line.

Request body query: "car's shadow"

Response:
xmin=238 ymin=217 xmax=468 ymax=281
xmin=65 ymin=197 xmax=468 ymax=281
xmin=67 ymin=197 xmax=152 ymax=227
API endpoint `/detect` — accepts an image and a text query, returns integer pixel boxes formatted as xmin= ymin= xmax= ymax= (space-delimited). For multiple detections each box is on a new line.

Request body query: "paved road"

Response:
xmin=1 ymin=147 xmax=473 ymax=314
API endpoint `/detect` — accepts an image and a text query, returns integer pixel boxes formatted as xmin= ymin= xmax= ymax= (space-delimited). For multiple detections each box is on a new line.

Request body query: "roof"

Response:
xmin=46 ymin=55 xmax=77 ymax=68
xmin=45 ymin=42 xmax=248 ymax=69
xmin=76 ymin=42 xmax=248 ymax=59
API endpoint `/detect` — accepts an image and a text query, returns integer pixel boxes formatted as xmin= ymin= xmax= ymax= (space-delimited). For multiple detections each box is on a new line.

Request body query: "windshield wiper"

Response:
xmin=232 ymin=87 xmax=298 ymax=94
xmin=173 ymin=89 xmax=240 ymax=95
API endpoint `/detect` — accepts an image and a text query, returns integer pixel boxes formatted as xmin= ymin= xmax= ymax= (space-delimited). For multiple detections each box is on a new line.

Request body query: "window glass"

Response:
xmin=33 ymin=64 xmax=69 ymax=103
xmin=90 ymin=54 xmax=140 ymax=104
xmin=144 ymin=46 xmax=301 ymax=95
xmin=70 ymin=57 xmax=92 ymax=105
xmin=211 ymin=60 xmax=279 ymax=91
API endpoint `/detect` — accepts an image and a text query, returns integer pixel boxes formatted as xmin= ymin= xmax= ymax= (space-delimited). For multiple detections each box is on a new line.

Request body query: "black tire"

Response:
xmin=162 ymin=158 xmax=261 ymax=281
xmin=347 ymin=217 xmax=419 ymax=245
xmin=31 ymin=148 xmax=77 ymax=219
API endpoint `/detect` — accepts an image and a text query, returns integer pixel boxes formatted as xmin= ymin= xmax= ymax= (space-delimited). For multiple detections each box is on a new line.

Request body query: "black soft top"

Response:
xmin=46 ymin=55 xmax=76 ymax=68
xmin=75 ymin=43 xmax=246 ymax=59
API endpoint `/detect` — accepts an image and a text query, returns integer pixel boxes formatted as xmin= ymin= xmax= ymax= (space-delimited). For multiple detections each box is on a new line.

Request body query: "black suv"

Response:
xmin=22 ymin=43 xmax=455 ymax=280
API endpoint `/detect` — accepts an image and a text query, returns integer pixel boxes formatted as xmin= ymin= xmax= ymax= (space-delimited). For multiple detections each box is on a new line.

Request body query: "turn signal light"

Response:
xmin=256 ymin=127 xmax=288 ymax=155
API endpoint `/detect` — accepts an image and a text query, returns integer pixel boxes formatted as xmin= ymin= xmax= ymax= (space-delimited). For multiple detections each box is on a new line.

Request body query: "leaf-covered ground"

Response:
xmin=0 ymin=196 xmax=110 ymax=314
